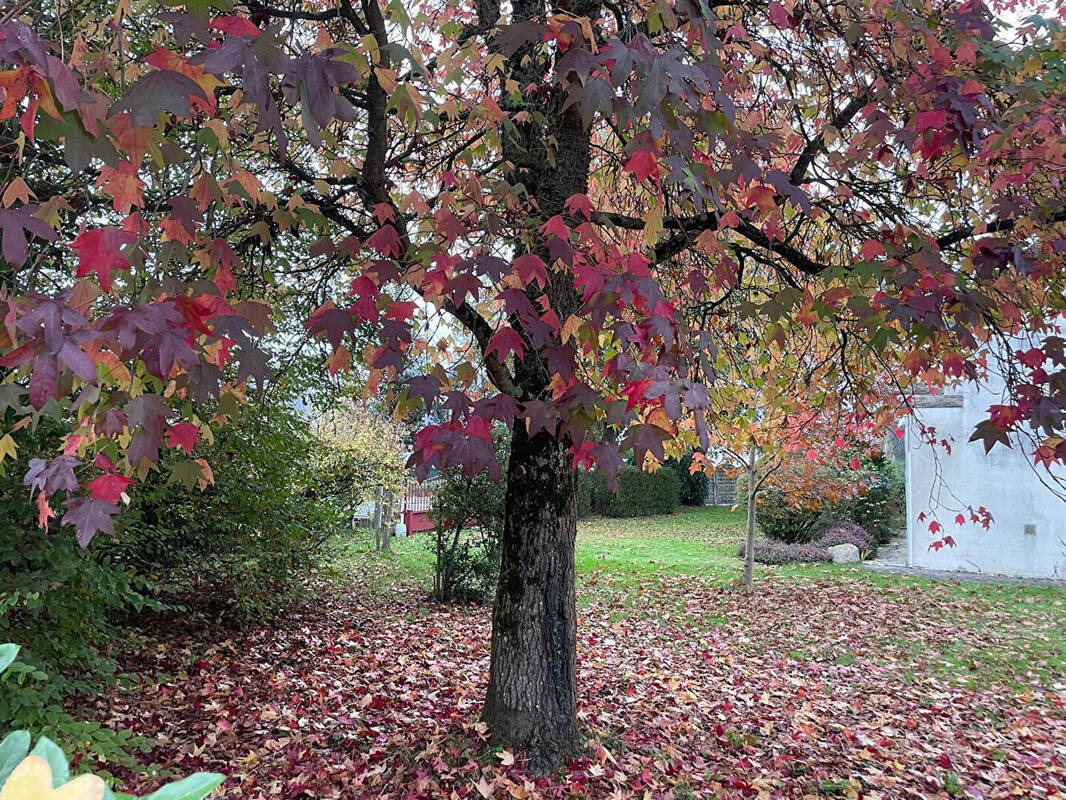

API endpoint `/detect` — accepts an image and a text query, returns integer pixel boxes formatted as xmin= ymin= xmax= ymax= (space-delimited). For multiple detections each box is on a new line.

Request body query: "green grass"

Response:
xmin=336 ymin=507 xmax=1065 ymax=686
xmin=575 ymin=505 xmax=746 ymax=579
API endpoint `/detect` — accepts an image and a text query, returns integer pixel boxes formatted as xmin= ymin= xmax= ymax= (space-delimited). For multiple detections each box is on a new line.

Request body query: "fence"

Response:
xmin=707 ymin=469 xmax=738 ymax=506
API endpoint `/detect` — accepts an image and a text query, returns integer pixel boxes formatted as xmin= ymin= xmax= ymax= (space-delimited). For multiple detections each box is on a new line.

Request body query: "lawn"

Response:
xmin=89 ymin=508 xmax=1066 ymax=799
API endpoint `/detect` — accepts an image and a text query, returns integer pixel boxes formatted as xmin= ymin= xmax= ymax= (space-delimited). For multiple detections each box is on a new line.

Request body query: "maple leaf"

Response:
xmin=486 ymin=327 xmax=525 ymax=362
xmin=165 ymin=422 xmax=200 ymax=453
xmin=62 ymin=497 xmax=120 ymax=547
xmin=768 ymin=1 xmax=794 ymax=28
xmin=69 ymin=227 xmax=136 ymax=292
xmin=28 ymin=353 xmax=58 ymax=410
xmin=625 ymin=150 xmax=659 ymax=182
xmin=366 ymin=225 xmax=402 ymax=257
xmin=621 ymin=423 xmax=670 ymax=468
xmin=859 ymin=239 xmax=885 ymax=261
xmin=512 ymin=253 xmax=548 ymax=287
xmin=209 ymin=15 xmax=262 ymax=36
xmin=0 ymin=206 xmax=57 ymax=267
xmin=564 ymin=193 xmax=594 ymax=219
xmin=86 ymin=472 xmax=135 ymax=504
xmin=109 ymin=69 xmax=210 ymax=127
xmin=306 ymin=301 xmax=356 ymax=350
xmin=95 ymin=161 xmax=145 ymax=213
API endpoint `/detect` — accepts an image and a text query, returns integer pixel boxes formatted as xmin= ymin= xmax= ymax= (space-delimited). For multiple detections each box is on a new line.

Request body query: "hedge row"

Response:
xmin=578 ymin=465 xmax=681 ymax=518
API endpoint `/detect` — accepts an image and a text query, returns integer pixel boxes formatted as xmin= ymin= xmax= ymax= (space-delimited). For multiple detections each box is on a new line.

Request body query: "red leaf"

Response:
xmin=624 ymin=150 xmax=659 ymax=182
xmin=1016 ymin=347 xmax=1046 ymax=369
xmin=486 ymin=327 xmax=525 ymax=362
xmin=928 ymin=520 xmax=942 ymax=534
xmin=69 ymin=227 xmax=136 ymax=293
xmin=366 ymin=225 xmax=402 ymax=257
xmin=209 ymin=16 xmax=261 ymax=36
xmin=768 ymin=1 xmax=793 ymax=28
xmin=513 ymin=253 xmax=548 ymax=287
xmin=86 ymin=472 xmax=135 ymax=504
xmin=541 ymin=215 xmax=571 ymax=240
xmin=165 ymin=422 xmax=200 ymax=454
xmin=564 ymin=193 xmax=594 ymax=219
xmin=860 ymin=239 xmax=885 ymax=261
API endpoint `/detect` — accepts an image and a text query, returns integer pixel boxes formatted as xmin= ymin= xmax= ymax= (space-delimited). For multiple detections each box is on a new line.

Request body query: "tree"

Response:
xmin=311 ymin=399 xmax=407 ymax=551
xmin=1 ymin=0 xmax=1066 ymax=768
xmin=687 ymin=324 xmax=889 ymax=587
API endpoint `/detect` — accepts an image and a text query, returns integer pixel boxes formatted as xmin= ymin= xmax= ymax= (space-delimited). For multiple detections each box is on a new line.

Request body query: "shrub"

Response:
xmin=576 ymin=471 xmax=595 ymax=518
xmin=0 ymin=416 xmax=160 ymax=761
xmin=664 ymin=451 xmax=708 ymax=506
xmin=427 ymin=428 xmax=508 ymax=603
xmin=106 ymin=396 xmax=345 ymax=621
xmin=737 ymin=539 xmax=832 ymax=565
xmin=754 ymin=491 xmax=825 ymax=543
xmin=818 ymin=522 xmax=876 ymax=555
xmin=834 ymin=457 xmax=905 ymax=544
xmin=599 ymin=465 xmax=681 ymax=517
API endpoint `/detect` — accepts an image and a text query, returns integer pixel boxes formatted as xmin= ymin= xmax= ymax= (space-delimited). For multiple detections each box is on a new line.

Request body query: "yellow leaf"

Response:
xmin=0 ymin=756 xmax=104 ymax=800
xmin=643 ymin=201 xmax=663 ymax=247
xmin=374 ymin=67 xmax=398 ymax=93
xmin=0 ymin=434 xmax=16 ymax=463
xmin=1 ymin=177 xmax=34 ymax=207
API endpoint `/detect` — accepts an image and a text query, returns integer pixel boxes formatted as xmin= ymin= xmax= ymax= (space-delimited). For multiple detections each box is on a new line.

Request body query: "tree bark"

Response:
xmin=480 ymin=0 xmax=595 ymax=768
xmin=743 ymin=449 xmax=758 ymax=588
xmin=484 ymin=420 xmax=580 ymax=771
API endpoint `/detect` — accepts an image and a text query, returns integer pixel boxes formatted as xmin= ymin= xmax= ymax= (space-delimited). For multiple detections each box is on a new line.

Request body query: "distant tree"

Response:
xmin=312 ymin=400 xmax=407 ymax=550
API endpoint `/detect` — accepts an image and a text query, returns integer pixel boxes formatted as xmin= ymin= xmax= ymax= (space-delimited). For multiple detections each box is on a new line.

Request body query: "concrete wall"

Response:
xmin=904 ymin=380 xmax=1066 ymax=579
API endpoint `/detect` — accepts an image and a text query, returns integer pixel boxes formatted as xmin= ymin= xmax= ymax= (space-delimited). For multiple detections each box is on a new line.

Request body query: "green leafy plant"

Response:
xmin=427 ymin=428 xmax=508 ymax=603
xmin=0 ymin=644 xmax=223 ymax=799
xmin=105 ymin=396 xmax=345 ymax=621
xmin=599 ymin=466 xmax=681 ymax=518
xmin=0 ymin=418 xmax=160 ymax=762
xmin=833 ymin=457 xmax=905 ymax=545
xmin=664 ymin=452 xmax=708 ymax=506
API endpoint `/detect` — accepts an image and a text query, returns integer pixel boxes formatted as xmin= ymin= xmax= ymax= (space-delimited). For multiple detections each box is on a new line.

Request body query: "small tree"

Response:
xmin=428 ymin=428 xmax=508 ymax=603
xmin=688 ymin=321 xmax=894 ymax=587
xmin=311 ymin=401 xmax=407 ymax=551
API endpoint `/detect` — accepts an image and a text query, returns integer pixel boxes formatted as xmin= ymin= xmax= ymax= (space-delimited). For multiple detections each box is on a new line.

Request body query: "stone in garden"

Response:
xmin=829 ymin=543 xmax=860 ymax=564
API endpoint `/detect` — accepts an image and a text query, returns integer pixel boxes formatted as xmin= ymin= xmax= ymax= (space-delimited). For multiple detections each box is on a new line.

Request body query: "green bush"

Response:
xmin=0 ymin=417 xmax=160 ymax=762
xmin=834 ymin=457 xmax=905 ymax=544
xmin=599 ymin=465 xmax=681 ymax=517
xmin=576 ymin=470 xmax=596 ymax=519
xmin=427 ymin=428 xmax=508 ymax=603
xmin=106 ymin=397 xmax=345 ymax=621
xmin=664 ymin=451 xmax=708 ymax=506
xmin=755 ymin=491 xmax=825 ymax=543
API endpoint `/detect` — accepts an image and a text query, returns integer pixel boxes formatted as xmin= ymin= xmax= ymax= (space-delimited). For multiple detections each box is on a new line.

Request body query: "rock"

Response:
xmin=829 ymin=543 xmax=861 ymax=564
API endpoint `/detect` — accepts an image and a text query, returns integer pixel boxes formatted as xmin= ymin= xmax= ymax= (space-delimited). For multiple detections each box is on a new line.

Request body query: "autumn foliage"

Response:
xmin=1 ymin=0 xmax=1065 ymax=761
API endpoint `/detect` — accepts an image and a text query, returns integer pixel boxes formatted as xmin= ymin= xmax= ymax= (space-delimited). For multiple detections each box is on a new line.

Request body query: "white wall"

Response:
xmin=904 ymin=380 xmax=1066 ymax=579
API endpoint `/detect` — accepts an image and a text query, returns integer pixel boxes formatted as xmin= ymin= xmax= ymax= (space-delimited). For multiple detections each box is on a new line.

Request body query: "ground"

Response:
xmin=86 ymin=508 xmax=1066 ymax=799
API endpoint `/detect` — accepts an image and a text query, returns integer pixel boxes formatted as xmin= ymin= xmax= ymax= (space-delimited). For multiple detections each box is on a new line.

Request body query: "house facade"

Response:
xmin=903 ymin=379 xmax=1066 ymax=579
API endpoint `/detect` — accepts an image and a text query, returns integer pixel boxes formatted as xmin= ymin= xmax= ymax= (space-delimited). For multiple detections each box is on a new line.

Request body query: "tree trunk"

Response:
xmin=743 ymin=450 xmax=758 ymax=589
xmin=484 ymin=420 xmax=580 ymax=771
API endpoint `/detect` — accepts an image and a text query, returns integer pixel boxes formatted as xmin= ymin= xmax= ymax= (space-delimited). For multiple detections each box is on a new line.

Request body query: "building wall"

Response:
xmin=904 ymin=381 xmax=1066 ymax=579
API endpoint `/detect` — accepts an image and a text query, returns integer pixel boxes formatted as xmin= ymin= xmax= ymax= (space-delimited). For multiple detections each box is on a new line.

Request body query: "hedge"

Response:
xmin=598 ymin=466 xmax=681 ymax=517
